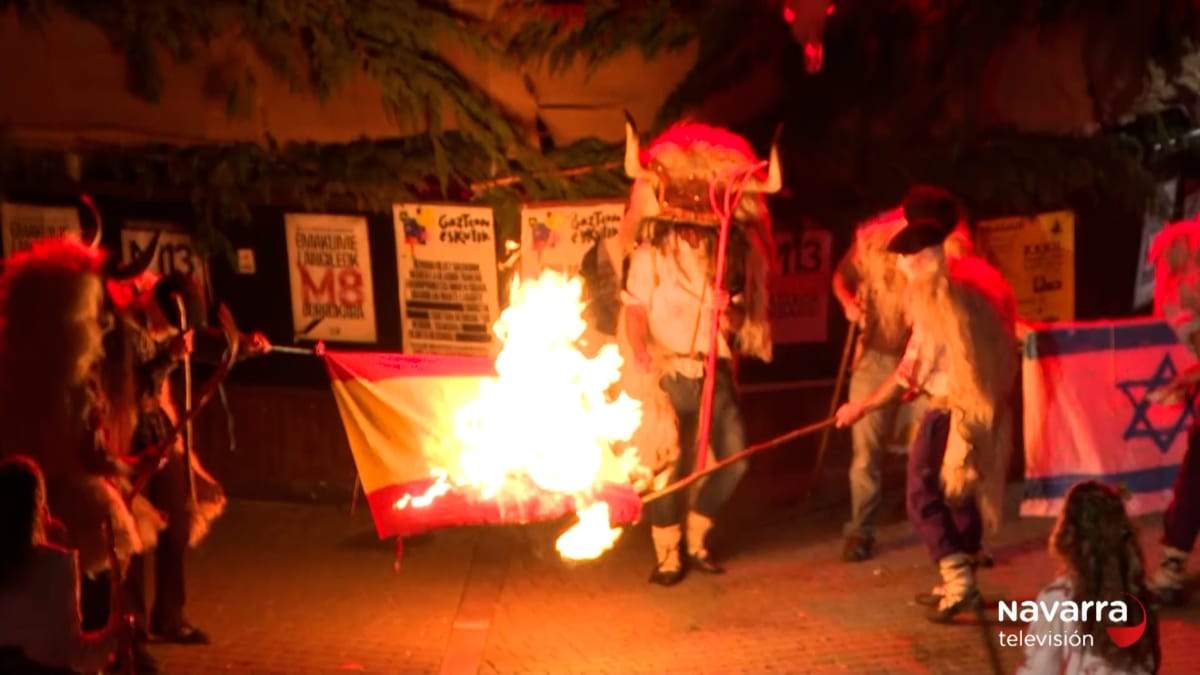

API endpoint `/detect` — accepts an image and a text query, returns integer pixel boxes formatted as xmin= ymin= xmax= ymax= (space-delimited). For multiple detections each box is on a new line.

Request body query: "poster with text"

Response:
xmin=1 ymin=202 xmax=82 ymax=256
xmin=393 ymin=203 xmax=501 ymax=357
xmin=769 ymin=229 xmax=832 ymax=344
xmin=284 ymin=214 xmax=377 ymax=343
xmin=120 ymin=222 xmax=208 ymax=311
xmin=1133 ymin=179 xmax=1179 ymax=310
xmin=519 ymin=200 xmax=624 ymax=280
xmin=976 ymin=211 xmax=1076 ymax=322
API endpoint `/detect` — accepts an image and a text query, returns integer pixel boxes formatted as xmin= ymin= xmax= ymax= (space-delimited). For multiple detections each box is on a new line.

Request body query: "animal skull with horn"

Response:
xmin=620 ymin=112 xmax=782 ymax=363
xmin=622 ymin=112 xmax=781 ymax=232
xmin=783 ymin=0 xmax=836 ymax=73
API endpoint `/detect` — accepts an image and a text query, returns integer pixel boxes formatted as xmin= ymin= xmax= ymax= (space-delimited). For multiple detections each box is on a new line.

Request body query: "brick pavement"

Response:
xmin=148 ymin=487 xmax=1200 ymax=674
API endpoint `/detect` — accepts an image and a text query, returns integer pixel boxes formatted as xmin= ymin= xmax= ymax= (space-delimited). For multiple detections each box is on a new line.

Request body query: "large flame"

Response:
xmin=396 ymin=270 xmax=643 ymax=561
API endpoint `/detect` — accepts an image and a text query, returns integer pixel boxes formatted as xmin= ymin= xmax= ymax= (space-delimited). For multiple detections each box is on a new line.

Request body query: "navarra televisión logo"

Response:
xmin=997 ymin=594 xmax=1148 ymax=649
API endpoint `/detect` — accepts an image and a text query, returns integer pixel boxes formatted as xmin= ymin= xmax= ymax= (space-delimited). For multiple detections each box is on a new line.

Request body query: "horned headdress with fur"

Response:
xmin=0 ymin=233 xmax=164 ymax=574
xmin=622 ymin=113 xmax=781 ymax=362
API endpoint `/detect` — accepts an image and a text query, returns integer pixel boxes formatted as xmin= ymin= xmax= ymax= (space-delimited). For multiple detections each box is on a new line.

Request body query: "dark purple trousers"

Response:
xmin=907 ymin=408 xmax=982 ymax=562
xmin=1163 ymin=422 xmax=1200 ymax=552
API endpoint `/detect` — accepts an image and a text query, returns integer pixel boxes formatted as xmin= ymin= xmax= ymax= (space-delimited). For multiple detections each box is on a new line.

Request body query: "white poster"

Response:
xmin=770 ymin=229 xmax=833 ymax=344
xmin=393 ymin=203 xmax=500 ymax=357
xmin=1134 ymin=179 xmax=1179 ymax=310
xmin=120 ymin=222 xmax=208 ymax=308
xmin=284 ymin=214 xmax=377 ymax=343
xmin=519 ymin=200 xmax=624 ymax=281
xmin=1 ymin=202 xmax=82 ymax=256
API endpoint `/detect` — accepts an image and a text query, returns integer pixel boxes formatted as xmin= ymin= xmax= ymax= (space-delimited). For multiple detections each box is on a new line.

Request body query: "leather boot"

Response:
xmin=649 ymin=525 xmax=684 ymax=586
xmin=686 ymin=512 xmax=724 ymax=574
xmin=927 ymin=553 xmax=982 ymax=623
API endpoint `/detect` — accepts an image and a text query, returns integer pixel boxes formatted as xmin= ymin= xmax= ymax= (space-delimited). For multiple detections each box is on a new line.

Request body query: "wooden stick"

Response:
xmin=469 ymin=161 xmax=621 ymax=192
xmin=801 ymin=321 xmax=858 ymax=505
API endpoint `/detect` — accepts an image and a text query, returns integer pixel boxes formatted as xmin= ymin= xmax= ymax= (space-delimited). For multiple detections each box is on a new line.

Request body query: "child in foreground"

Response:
xmin=1017 ymin=481 xmax=1160 ymax=674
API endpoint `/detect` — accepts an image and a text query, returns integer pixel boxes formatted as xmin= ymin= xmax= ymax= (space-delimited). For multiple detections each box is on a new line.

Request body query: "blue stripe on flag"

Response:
xmin=1024 ymin=464 xmax=1181 ymax=499
xmin=1025 ymin=321 xmax=1178 ymax=358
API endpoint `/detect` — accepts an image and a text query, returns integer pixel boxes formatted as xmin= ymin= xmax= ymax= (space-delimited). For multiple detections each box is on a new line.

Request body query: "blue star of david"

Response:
xmin=1117 ymin=353 xmax=1194 ymax=454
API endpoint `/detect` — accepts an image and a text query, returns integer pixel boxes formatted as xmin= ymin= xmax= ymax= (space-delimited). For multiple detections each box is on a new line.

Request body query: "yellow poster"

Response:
xmin=976 ymin=211 xmax=1075 ymax=322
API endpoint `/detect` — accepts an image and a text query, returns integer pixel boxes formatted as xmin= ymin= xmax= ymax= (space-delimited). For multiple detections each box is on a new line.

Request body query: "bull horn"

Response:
xmin=745 ymin=126 xmax=783 ymax=194
xmin=623 ymin=110 xmax=647 ymax=180
xmin=105 ymin=229 xmax=161 ymax=281
xmin=80 ymin=193 xmax=103 ymax=249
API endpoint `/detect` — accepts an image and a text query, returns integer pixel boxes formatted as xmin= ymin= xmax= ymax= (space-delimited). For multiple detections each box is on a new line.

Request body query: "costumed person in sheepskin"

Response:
xmin=0 ymin=235 xmax=165 ymax=669
xmin=620 ymin=116 xmax=781 ymax=586
xmin=578 ymin=192 xmax=679 ymax=496
xmin=833 ymin=206 xmax=975 ymax=562
xmin=104 ymin=270 xmax=269 ymax=647
xmin=835 ymin=185 xmax=1018 ymax=621
xmin=1144 ymin=215 xmax=1200 ymax=606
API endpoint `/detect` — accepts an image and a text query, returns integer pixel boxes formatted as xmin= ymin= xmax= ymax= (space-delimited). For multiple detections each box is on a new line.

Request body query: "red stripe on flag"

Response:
xmin=364 ymin=479 xmax=643 ymax=539
xmin=324 ymin=351 xmax=497 ymax=382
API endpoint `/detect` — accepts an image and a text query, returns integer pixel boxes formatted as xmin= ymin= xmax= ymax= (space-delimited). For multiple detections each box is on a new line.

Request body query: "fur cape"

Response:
xmin=0 ymin=237 xmax=160 ymax=575
xmin=580 ymin=234 xmax=680 ymax=494
xmin=905 ymin=254 xmax=1018 ymax=536
xmin=104 ymin=285 xmax=227 ymax=547
xmin=851 ymin=210 xmax=976 ymax=357
xmin=1149 ymin=217 xmax=1200 ymax=349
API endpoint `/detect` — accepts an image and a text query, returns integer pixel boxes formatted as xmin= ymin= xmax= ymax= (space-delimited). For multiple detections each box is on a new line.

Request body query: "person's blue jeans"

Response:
xmin=907 ymin=408 xmax=982 ymax=561
xmin=646 ymin=360 xmax=748 ymax=526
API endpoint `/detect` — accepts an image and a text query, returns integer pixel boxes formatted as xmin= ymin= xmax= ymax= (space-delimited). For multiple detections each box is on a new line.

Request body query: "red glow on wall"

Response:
xmin=827 ymin=3 xmax=836 ymax=16
xmin=784 ymin=6 xmax=796 ymax=23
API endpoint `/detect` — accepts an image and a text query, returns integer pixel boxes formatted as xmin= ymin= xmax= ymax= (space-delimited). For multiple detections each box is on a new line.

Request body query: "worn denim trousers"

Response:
xmin=844 ymin=348 xmax=928 ymax=538
xmin=646 ymin=360 xmax=748 ymax=527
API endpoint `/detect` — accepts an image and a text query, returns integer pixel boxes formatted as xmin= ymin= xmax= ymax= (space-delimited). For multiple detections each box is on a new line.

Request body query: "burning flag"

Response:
xmin=324 ymin=271 xmax=643 ymax=559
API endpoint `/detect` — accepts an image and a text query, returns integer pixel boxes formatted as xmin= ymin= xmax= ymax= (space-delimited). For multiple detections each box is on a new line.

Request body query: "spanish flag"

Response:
xmin=323 ymin=351 xmax=643 ymax=539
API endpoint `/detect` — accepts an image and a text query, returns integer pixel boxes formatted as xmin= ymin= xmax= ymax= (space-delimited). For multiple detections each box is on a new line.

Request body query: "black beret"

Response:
xmin=886 ymin=222 xmax=951 ymax=255
xmin=902 ymin=184 xmax=962 ymax=233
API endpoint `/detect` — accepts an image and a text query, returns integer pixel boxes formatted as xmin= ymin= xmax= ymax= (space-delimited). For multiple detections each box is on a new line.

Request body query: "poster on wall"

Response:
xmin=0 ymin=202 xmax=82 ymax=256
xmin=976 ymin=211 xmax=1076 ymax=322
xmin=1133 ymin=179 xmax=1179 ymax=310
xmin=393 ymin=203 xmax=501 ymax=357
xmin=518 ymin=200 xmax=625 ymax=281
xmin=284 ymin=213 xmax=377 ymax=343
xmin=120 ymin=221 xmax=208 ymax=309
xmin=769 ymin=229 xmax=832 ymax=344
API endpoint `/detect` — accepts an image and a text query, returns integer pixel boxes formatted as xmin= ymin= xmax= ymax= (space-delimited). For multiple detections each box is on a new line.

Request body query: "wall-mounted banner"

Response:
xmin=976 ymin=211 xmax=1076 ymax=322
xmin=0 ymin=202 xmax=82 ymax=256
xmin=284 ymin=213 xmax=377 ymax=344
xmin=393 ymin=203 xmax=501 ymax=357
xmin=120 ymin=222 xmax=208 ymax=309
xmin=1134 ymin=179 xmax=1180 ymax=310
xmin=769 ymin=229 xmax=832 ymax=344
xmin=518 ymin=200 xmax=625 ymax=281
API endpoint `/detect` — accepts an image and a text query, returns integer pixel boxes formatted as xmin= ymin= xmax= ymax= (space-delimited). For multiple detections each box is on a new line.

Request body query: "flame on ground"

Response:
xmin=396 ymin=271 xmax=642 ymax=561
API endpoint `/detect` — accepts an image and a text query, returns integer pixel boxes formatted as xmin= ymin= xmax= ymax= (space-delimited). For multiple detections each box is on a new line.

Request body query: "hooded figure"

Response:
xmin=836 ymin=185 xmax=1017 ymax=622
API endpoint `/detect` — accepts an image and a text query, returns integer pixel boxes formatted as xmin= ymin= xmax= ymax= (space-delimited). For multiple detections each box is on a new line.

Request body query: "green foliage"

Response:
xmin=0 ymin=132 xmax=626 ymax=261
